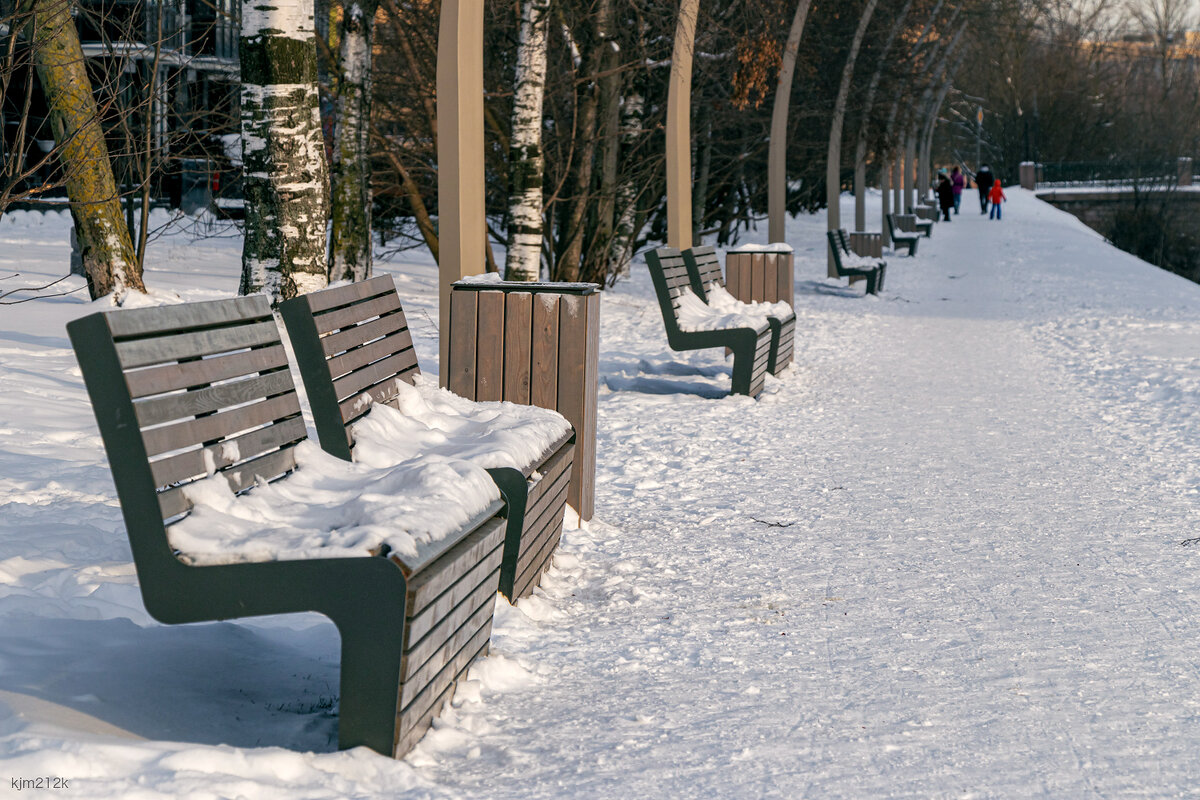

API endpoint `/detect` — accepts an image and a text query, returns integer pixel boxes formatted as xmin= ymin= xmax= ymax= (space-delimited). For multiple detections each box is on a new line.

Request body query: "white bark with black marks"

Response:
xmin=505 ymin=0 xmax=550 ymax=282
xmin=330 ymin=1 xmax=377 ymax=284
xmin=238 ymin=0 xmax=330 ymax=304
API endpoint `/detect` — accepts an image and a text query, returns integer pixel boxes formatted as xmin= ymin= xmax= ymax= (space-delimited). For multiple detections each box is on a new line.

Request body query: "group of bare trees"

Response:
xmin=6 ymin=0 xmax=1200 ymax=303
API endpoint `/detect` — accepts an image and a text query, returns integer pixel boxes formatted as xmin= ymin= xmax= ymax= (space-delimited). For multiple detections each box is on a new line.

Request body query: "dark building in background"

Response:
xmin=2 ymin=0 xmax=241 ymax=212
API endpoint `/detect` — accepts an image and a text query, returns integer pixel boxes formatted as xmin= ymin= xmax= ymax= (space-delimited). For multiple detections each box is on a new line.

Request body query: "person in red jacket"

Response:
xmin=988 ymin=179 xmax=1006 ymax=220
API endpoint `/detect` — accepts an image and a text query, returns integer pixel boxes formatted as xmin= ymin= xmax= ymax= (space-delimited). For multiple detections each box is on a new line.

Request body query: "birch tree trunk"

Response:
xmin=768 ymin=0 xmax=813 ymax=244
xmin=608 ymin=84 xmax=644 ymax=279
xmin=504 ymin=0 xmax=550 ymax=282
xmin=329 ymin=0 xmax=378 ymax=283
xmin=826 ymin=0 xmax=878 ymax=277
xmin=238 ymin=0 xmax=330 ymax=304
xmin=27 ymin=0 xmax=143 ymax=301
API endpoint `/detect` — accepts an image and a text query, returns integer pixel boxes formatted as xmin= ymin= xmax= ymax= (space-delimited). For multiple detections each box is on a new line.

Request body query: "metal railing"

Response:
xmin=1039 ymin=160 xmax=1182 ymax=188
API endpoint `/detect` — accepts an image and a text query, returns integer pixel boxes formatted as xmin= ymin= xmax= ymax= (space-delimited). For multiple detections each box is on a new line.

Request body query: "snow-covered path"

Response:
xmin=2 ymin=192 xmax=1200 ymax=797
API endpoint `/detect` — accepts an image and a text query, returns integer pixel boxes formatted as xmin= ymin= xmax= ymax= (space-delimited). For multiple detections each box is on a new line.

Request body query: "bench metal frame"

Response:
xmin=68 ymin=296 xmax=506 ymax=758
xmin=681 ymin=244 xmax=795 ymax=375
xmin=645 ymin=246 xmax=772 ymax=397
xmin=280 ymin=275 xmax=576 ymax=602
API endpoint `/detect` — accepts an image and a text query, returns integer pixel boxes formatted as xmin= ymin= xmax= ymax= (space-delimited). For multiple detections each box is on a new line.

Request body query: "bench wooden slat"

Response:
xmin=125 ymin=345 xmax=290 ymax=400
xmin=116 ymin=321 xmax=282 ymax=370
xmin=156 ymin=444 xmax=300 ymax=519
xmin=406 ymin=516 xmax=506 ymax=613
xmin=105 ymin=296 xmax=271 ymax=338
xmin=448 ymin=290 xmax=478 ymax=398
xmin=530 ymin=294 xmax=559 ymax=410
xmin=503 ymin=292 xmax=533 ymax=405
xmin=402 ymin=558 xmax=501 ymax=676
xmin=399 ymin=601 xmax=495 ymax=712
xmin=311 ymin=293 xmax=404 ymax=336
xmin=142 ymin=392 xmax=302 ymax=457
xmin=475 ymin=291 xmax=505 ymax=402
xmin=303 ymin=275 xmax=397 ymax=314
xmin=325 ymin=330 xmax=417 ymax=386
xmin=133 ymin=370 xmax=295 ymax=428
xmin=149 ymin=415 xmax=308 ymax=488
xmin=406 ymin=531 xmax=505 ymax=645
xmin=318 ymin=310 xmax=410 ymax=359
xmin=395 ymin=627 xmax=491 ymax=750
xmin=331 ymin=350 xmax=418 ymax=409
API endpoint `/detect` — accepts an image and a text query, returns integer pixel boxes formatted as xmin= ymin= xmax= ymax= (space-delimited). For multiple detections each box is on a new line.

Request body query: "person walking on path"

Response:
xmin=976 ymin=164 xmax=995 ymax=214
xmin=936 ymin=172 xmax=955 ymax=221
xmin=951 ymin=166 xmax=965 ymax=214
xmin=988 ymin=179 xmax=1006 ymax=220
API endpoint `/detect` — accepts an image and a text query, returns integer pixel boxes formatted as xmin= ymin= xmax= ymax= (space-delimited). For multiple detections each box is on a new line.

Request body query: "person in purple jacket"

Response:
xmin=951 ymin=165 xmax=965 ymax=215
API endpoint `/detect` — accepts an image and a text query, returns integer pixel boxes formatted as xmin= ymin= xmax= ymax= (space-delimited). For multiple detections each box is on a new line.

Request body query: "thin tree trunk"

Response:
xmin=854 ymin=0 xmax=912 ymax=233
xmin=768 ymin=0 xmax=813 ymax=243
xmin=826 ymin=0 xmax=878 ymax=277
xmin=609 ymin=82 xmax=644 ymax=279
xmin=557 ymin=0 xmax=610 ymax=280
xmin=692 ymin=105 xmax=712 ymax=241
xmin=137 ymin=9 xmax=166 ymax=272
xmin=583 ymin=30 xmax=622 ymax=285
xmin=27 ymin=0 xmax=143 ymax=300
xmin=330 ymin=0 xmax=377 ymax=283
xmin=238 ymin=0 xmax=330 ymax=304
xmin=505 ymin=0 xmax=550 ymax=282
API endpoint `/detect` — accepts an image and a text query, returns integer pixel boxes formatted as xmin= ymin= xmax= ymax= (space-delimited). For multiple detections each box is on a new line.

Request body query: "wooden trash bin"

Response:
xmin=724 ymin=245 xmax=795 ymax=310
xmin=448 ymin=281 xmax=600 ymax=521
xmin=848 ymin=231 xmax=883 ymax=259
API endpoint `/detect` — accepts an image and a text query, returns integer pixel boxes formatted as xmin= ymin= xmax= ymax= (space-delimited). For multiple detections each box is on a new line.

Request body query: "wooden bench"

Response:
xmin=896 ymin=211 xmax=933 ymax=238
xmin=645 ymin=246 xmax=772 ymax=398
xmin=827 ymin=230 xmax=885 ymax=295
xmin=280 ymin=276 xmax=576 ymax=603
xmin=681 ymin=244 xmax=795 ymax=375
xmin=67 ymin=296 xmax=509 ymax=758
xmin=885 ymin=213 xmax=921 ymax=256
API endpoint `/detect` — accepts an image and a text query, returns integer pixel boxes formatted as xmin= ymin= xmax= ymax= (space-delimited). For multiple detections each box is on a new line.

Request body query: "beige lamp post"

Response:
xmin=437 ymin=0 xmax=487 ymax=377
xmin=666 ymin=0 xmax=699 ymax=250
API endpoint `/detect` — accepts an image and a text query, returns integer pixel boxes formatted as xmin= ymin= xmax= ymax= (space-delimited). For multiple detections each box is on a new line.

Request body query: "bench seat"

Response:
xmin=67 ymin=295 xmax=509 ymax=759
xmin=280 ymin=276 xmax=576 ymax=603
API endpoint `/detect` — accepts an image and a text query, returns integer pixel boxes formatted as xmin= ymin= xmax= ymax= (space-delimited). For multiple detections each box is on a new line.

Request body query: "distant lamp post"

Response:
xmin=976 ymin=105 xmax=983 ymax=169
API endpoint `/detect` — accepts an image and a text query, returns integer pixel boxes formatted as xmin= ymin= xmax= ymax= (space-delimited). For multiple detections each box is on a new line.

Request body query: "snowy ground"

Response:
xmin=1 ymin=191 xmax=1199 ymax=798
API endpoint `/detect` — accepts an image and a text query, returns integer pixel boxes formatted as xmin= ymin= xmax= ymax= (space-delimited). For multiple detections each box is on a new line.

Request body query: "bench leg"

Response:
xmin=334 ymin=592 xmax=407 ymax=756
xmin=865 ymin=270 xmax=879 ymax=295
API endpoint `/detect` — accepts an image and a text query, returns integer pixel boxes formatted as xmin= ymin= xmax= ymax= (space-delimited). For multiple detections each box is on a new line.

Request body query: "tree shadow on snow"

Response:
xmin=0 ymin=615 xmax=342 ymax=752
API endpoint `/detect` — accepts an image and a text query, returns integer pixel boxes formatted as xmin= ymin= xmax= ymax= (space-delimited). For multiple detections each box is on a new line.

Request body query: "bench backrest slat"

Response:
xmin=826 ymin=231 xmax=846 ymax=271
xmin=71 ymin=295 xmax=306 ymax=523
xmin=686 ymin=245 xmax=724 ymax=300
xmin=646 ymin=249 xmax=694 ymax=311
xmin=124 ymin=344 xmax=291 ymax=399
xmin=157 ymin=444 xmax=302 ymax=520
xmin=279 ymin=275 xmax=421 ymax=458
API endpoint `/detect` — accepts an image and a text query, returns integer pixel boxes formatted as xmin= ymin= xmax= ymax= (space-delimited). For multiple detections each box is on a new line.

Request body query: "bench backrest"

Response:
xmin=835 ymin=229 xmax=853 ymax=255
xmin=67 ymin=296 xmax=307 ymax=527
xmin=279 ymin=275 xmax=419 ymax=460
xmin=683 ymin=245 xmax=724 ymax=301
xmin=825 ymin=230 xmax=847 ymax=272
xmin=644 ymin=246 xmax=693 ymax=334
